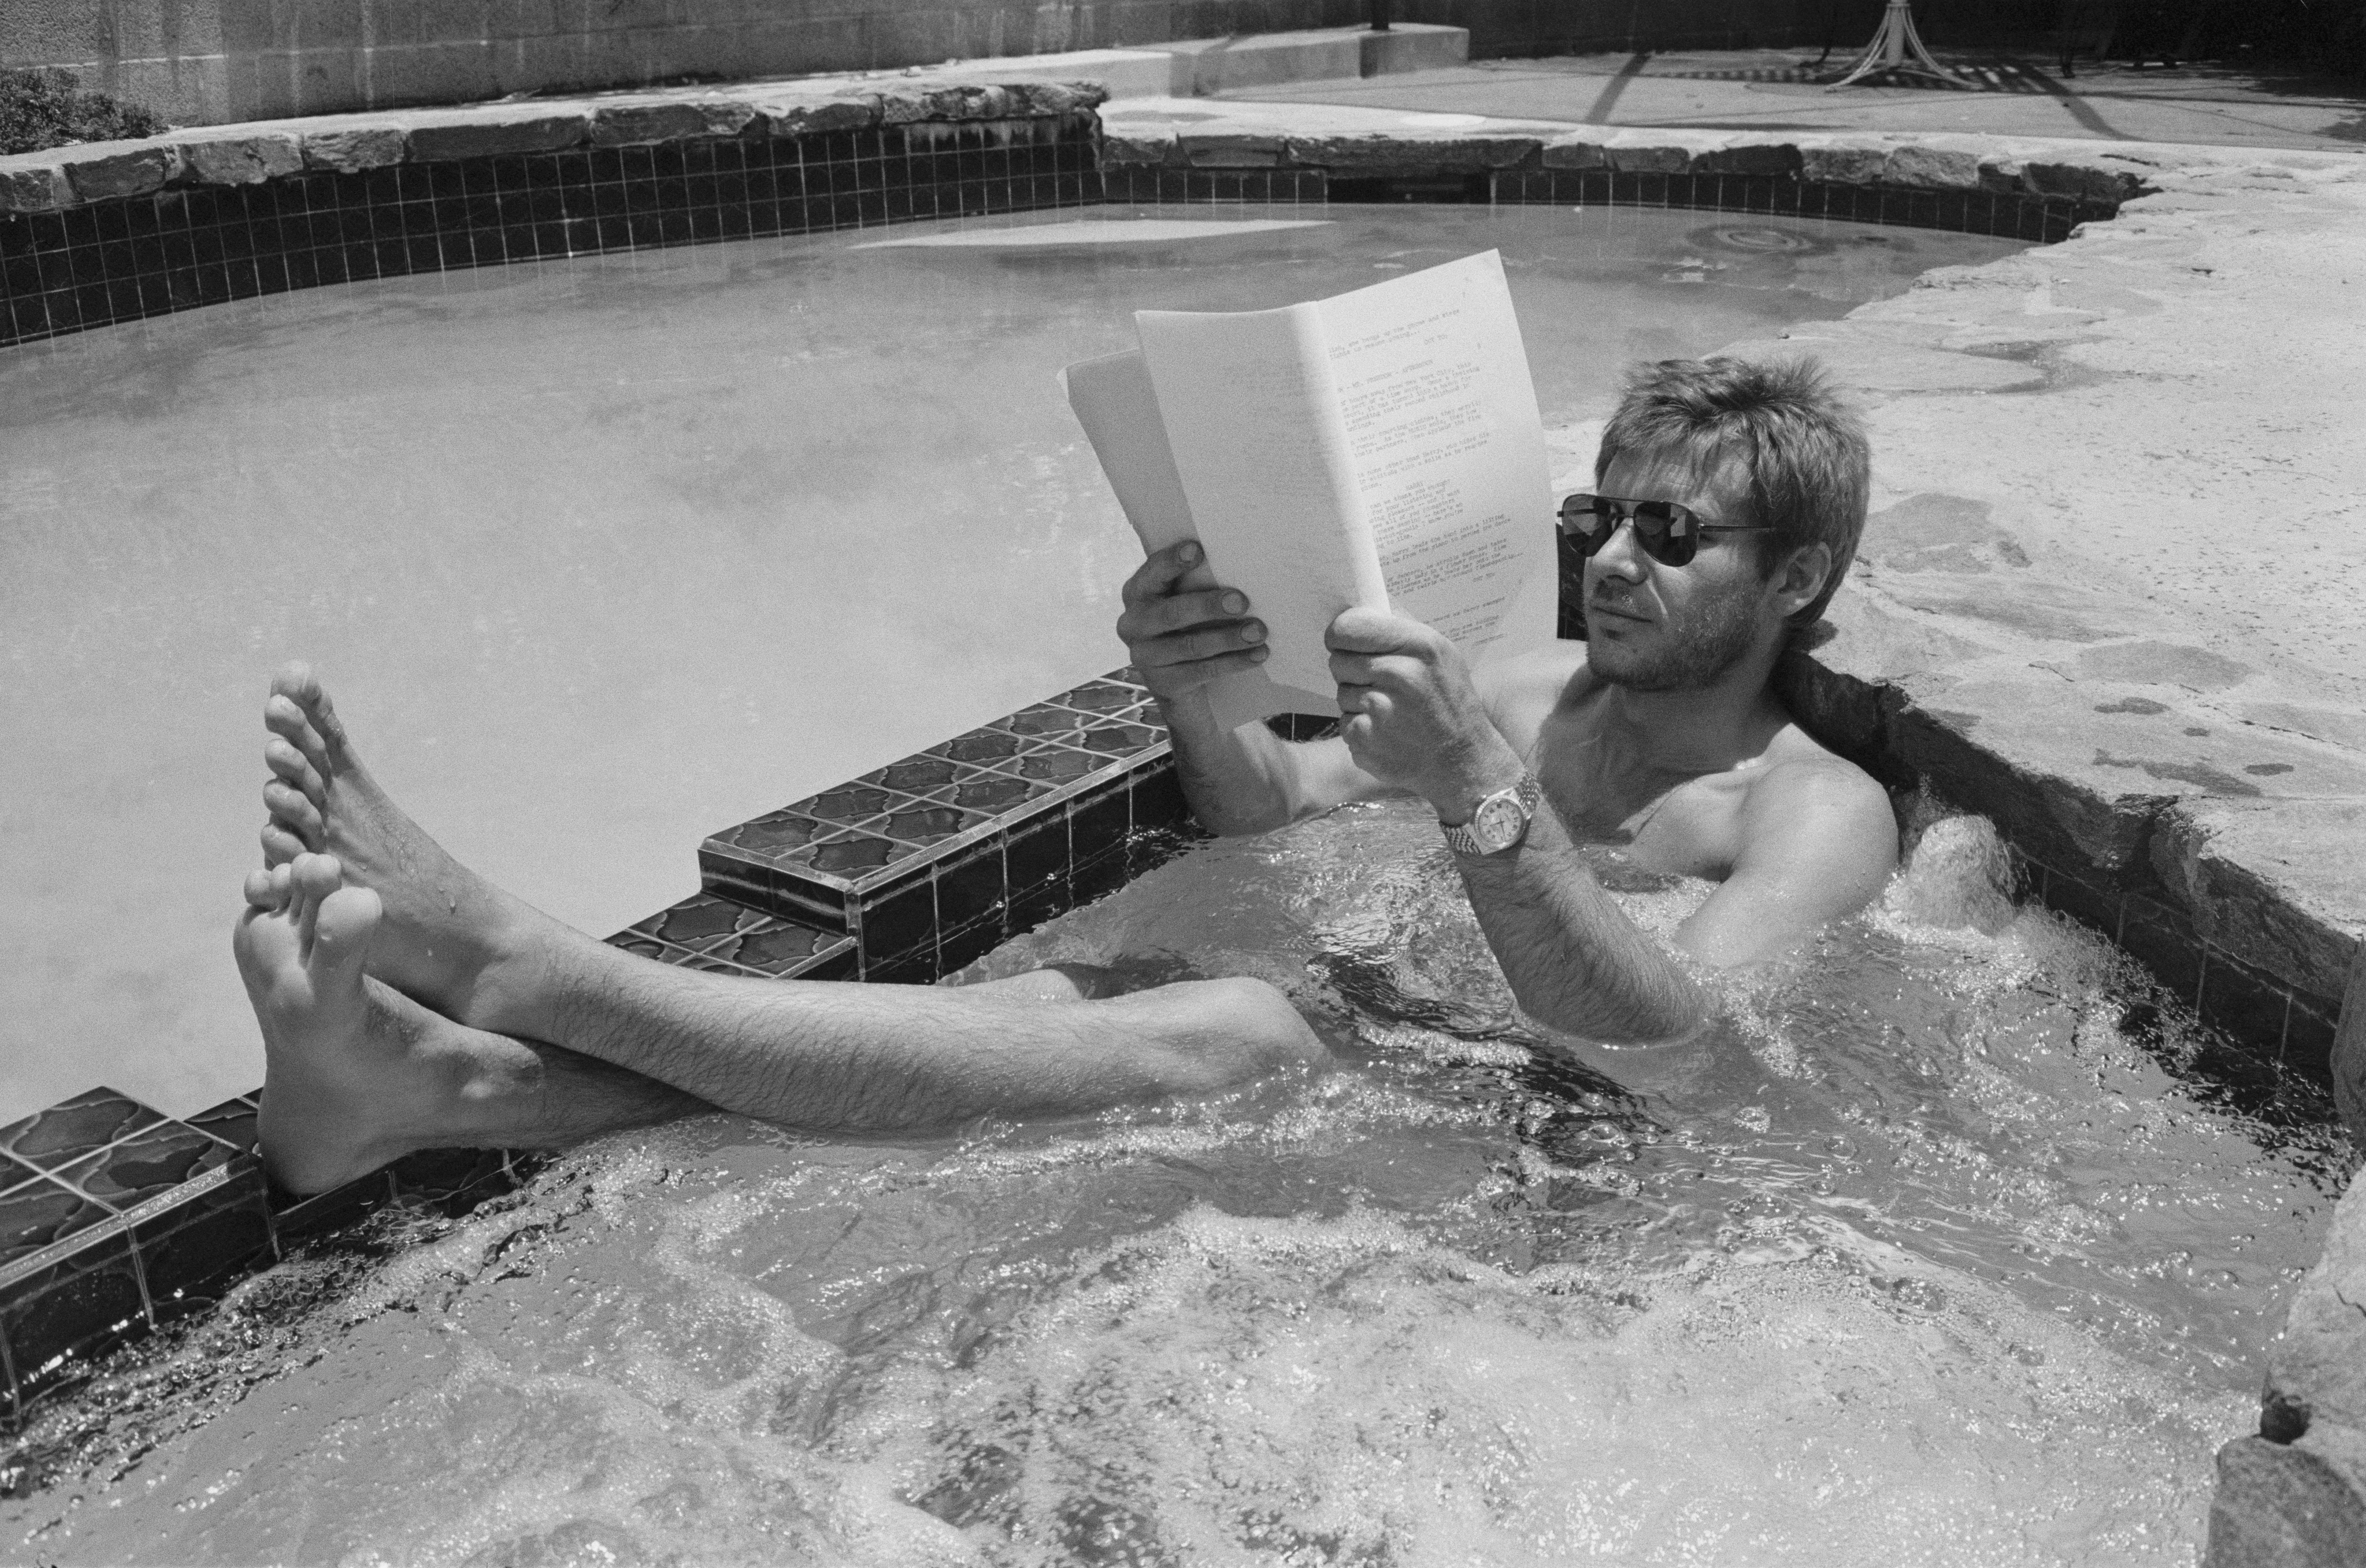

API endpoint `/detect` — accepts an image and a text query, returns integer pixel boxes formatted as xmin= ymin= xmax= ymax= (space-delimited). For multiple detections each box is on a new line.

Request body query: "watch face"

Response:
xmin=1473 ymin=793 xmax=1526 ymax=852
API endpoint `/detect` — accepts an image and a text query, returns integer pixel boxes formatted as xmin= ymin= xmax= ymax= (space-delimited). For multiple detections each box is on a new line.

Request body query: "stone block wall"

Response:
xmin=3 ymin=0 xmax=1360 ymax=126
xmin=3 ymin=1 xmax=2081 ymax=127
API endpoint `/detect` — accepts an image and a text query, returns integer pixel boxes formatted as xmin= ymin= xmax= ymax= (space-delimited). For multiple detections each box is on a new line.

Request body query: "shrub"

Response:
xmin=0 ymin=68 xmax=167 ymax=156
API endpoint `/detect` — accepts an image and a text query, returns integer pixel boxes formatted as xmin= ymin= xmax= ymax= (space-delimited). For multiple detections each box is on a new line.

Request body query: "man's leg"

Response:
xmin=236 ymin=855 xmax=712 ymax=1193
xmin=247 ymin=667 xmax=1324 ymax=1188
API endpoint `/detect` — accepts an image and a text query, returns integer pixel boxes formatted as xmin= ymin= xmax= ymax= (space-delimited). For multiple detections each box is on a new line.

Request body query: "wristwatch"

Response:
xmin=1440 ymin=772 xmax=1541 ymax=856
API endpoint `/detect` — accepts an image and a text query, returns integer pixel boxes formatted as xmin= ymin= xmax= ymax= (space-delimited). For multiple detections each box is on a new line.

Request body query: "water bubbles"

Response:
xmin=9 ymin=796 xmax=2348 ymax=1563
xmin=1709 ymin=226 xmax=1816 ymax=253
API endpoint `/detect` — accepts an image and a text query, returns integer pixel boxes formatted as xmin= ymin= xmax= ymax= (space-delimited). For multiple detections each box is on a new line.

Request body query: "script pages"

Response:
xmin=1064 ymin=249 xmax=1557 ymax=730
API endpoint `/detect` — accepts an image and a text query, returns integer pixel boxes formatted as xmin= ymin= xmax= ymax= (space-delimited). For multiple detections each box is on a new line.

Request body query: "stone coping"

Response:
xmin=6 ymin=81 xmax=2364 ymax=1553
xmin=0 ymin=78 xmax=1110 ymax=214
xmin=4 ymin=97 xmax=2180 ymax=218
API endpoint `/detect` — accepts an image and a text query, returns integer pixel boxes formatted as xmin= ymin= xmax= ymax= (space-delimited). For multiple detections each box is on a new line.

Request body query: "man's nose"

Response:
xmin=1588 ymin=519 xmax=1652 ymax=583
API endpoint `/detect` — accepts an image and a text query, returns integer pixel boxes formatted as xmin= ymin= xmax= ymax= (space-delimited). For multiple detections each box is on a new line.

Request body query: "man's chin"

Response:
xmin=1585 ymin=641 xmax=1683 ymax=693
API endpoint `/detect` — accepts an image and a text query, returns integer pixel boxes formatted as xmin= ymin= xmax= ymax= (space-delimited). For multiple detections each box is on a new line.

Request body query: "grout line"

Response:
xmin=126 ymin=1232 xmax=158 ymax=1331
xmin=0 ymin=1160 xmax=252 ymax=1293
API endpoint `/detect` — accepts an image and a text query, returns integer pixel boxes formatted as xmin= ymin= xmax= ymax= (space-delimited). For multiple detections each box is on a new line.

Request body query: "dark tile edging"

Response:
xmin=1 ymin=111 xmax=1106 ymax=349
xmin=0 ymin=108 xmax=2155 ymax=350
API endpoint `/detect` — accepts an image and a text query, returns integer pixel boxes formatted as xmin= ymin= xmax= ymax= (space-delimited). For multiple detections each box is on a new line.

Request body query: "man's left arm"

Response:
xmin=1327 ymin=609 xmax=1896 ymax=1043
xmin=1670 ymin=757 xmax=1897 ymax=968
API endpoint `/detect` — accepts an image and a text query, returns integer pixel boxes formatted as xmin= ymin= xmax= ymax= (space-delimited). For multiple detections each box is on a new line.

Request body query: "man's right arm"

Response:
xmin=1116 ymin=540 xmax=1388 ymax=836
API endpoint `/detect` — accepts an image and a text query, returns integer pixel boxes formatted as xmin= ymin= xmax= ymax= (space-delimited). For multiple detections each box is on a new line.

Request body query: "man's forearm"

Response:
xmin=1451 ymin=812 xmax=1704 ymax=1043
xmin=1157 ymin=688 xmax=1316 ymax=837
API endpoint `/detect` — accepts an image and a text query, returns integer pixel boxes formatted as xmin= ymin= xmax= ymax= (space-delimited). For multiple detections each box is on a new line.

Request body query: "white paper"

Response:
xmin=1133 ymin=302 xmax=1383 ymax=708
xmin=1060 ymin=350 xmax=1305 ymax=730
xmin=1315 ymin=251 xmax=1557 ymax=669
xmin=1067 ymin=251 xmax=1557 ymax=727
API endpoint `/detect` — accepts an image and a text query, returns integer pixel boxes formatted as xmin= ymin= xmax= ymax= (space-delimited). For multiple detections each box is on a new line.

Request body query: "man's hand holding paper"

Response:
xmin=1116 ymin=540 xmax=1273 ymax=702
xmin=1324 ymin=606 xmax=1526 ymax=819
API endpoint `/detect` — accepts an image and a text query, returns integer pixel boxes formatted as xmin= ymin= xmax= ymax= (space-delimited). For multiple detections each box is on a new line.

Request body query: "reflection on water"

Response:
xmin=5 ymin=804 xmax=2346 ymax=1564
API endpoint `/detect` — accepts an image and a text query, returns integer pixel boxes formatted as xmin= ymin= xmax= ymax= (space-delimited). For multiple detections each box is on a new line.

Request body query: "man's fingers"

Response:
xmin=1325 ymin=605 xmax=1433 ymax=655
xmin=1136 ymin=620 xmax=1267 ymax=671
xmin=1328 ymin=650 xmax=1430 ymax=690
xmin=1328 ymin=650 xmax=1377 ymax=689
xmin=1121 ymin=588 xmax=1254 ymax=643
xmin=1120 ymin=539 xmax=1207 ymax=608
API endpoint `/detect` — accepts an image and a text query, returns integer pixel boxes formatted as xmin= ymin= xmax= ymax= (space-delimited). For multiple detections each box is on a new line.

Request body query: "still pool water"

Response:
xmin=0 ymin=201 xmax=2025 ymax=1123
xmin=2 ymin=803 xmax=2347 ymax=1564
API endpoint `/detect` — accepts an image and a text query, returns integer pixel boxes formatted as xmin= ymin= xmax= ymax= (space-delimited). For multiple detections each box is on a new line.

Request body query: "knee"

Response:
xmin=1150 ymin=975 xmax=1327 ymax=1089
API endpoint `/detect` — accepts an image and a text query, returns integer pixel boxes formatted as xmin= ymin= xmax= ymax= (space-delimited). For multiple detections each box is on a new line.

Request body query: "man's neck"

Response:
xmin=1588 ymin=641 xmax=1790 ymax=777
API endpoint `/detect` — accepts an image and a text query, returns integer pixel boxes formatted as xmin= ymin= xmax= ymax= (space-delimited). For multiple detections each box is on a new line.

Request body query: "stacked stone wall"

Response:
xmin=0 ymin=0 xmax=2087 ymax=127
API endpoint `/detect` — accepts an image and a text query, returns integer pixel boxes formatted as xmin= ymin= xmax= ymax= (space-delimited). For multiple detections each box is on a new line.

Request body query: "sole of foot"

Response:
xmin=258 ymin=662 xmax=551 ymax=1038
xmin=237 ymin=852 xmax=425 ymax=1195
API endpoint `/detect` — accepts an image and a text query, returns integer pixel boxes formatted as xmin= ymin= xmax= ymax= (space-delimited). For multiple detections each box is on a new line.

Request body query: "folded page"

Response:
xmin=1061 ymin=350 xmax=1311 ymax=730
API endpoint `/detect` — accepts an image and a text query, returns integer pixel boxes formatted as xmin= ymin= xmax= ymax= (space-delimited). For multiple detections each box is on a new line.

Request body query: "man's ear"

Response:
xmin=1773 ymin=543 xmax=1833 ymax=619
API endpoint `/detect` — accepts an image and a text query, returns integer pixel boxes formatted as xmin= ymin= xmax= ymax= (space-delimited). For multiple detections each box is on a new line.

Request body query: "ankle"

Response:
xmin=469 ymin=916 xmax=600 ymax=1044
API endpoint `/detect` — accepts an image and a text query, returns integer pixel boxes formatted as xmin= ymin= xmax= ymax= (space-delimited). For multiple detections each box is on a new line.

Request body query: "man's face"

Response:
xmin=1580 ymin=448 xmax=1784 ymax=693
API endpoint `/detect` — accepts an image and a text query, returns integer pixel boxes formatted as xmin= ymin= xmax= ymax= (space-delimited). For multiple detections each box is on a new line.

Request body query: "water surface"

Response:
xmin=0 ymin=203 xmax=2020 ymax=1119
xmin=3 ymin=804 xmax=2342 ymax=1564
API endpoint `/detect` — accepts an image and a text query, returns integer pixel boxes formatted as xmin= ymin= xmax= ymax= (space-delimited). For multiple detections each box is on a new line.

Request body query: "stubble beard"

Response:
xmin=1585 ymin=584 xmax=1767 ymax=694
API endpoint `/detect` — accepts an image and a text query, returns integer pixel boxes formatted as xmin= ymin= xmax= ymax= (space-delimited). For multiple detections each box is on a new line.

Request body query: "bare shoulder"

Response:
xmin=1474 ymin=641 xmax=1589 ymax=748
xmin=1739 ymin=726 xmax=1898 ymax=874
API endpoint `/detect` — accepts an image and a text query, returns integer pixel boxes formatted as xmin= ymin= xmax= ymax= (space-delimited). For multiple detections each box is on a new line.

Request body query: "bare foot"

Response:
xmin=259 ymin=663 xmax=555 ymax=1037
xmin=236 ymin=853 xmax=526 ymax=1193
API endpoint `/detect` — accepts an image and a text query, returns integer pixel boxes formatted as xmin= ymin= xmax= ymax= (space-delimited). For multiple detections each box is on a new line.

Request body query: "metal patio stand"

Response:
xmin=1825 ymin=0 xmax=1959 ymax=88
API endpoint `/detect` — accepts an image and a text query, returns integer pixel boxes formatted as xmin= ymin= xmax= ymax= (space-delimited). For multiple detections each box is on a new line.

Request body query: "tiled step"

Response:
xmin=0 ymin=1087 xmax=551 ymax=1426
xmin=693 ymin=668 xmax=1197 ymax=984
xmin=0 ymin=669 xmax=1211 ymax=1428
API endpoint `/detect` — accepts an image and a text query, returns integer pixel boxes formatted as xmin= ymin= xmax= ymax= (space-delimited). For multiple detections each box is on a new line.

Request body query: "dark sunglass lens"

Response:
xmin=1632 ymin=503 xmax=1696 ymax=566
xmin=1559 ymin=498 xmax=1610 ymax=549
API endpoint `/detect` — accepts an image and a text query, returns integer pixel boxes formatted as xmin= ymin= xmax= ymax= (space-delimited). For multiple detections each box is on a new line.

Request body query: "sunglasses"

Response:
xmin=1556 ymin=494 xmax=1774 ymax=568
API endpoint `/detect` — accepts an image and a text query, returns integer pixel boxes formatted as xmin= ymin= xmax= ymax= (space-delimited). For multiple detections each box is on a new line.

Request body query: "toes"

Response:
xmin=269 ymin=661 xmax=317 ymax=702
xmin=290 ymin=853 xmax=343 ymax=952
xmin=310 ymin=885 xmax=383 ymax=975
xmin=264 ymin=737 xmax=326 ymax=809
xmin=261 ymin=821 xmax=307 ymax=867
xmin=264 ymin=695 xmax=334 ymax=781
xmin=243 ymin=867 xmax=282 ymax=910
xmin=267 ymin=663 xmax=351 ymax=761
xmin=263 ymin=779 xmax=325 ymax=849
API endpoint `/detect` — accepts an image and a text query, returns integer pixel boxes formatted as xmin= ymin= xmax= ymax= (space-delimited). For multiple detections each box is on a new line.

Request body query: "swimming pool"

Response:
xmin=2 ymin=799 xmax=2345 ymax=1562
xmin=0 ymin=200 xmax=2022 ymax=1125
xmin=13 ymin=183 xmax=2346 ymax=1561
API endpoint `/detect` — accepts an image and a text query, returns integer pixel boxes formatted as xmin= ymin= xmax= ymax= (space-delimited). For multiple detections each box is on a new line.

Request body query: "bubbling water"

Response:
xmin=3 ymin=804 xmax=2346 ymax=1565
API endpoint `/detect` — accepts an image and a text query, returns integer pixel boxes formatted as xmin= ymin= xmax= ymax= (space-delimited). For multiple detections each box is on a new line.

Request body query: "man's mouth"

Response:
xmin=1588 ymin=599 xmax=1653 ymax=626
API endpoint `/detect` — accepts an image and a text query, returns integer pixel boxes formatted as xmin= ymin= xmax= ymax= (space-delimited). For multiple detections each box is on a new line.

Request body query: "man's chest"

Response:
xmin=1531 ymin=722 xmax=1756 ymax=879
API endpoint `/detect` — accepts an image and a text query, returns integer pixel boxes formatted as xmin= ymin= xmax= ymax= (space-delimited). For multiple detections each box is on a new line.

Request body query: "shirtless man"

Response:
xmin=1115 ymin=355 xmax=1897 ymax=1043
xmin=236 ymin=354 xmax=1891 ymax=1195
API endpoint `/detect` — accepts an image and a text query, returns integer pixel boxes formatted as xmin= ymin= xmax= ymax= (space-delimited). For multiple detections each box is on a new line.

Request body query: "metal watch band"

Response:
xmin=1439 ymin=772 xmax=1541 ymax=856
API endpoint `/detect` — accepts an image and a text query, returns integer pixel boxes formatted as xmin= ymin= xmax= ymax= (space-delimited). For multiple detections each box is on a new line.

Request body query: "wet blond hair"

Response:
xmin=1595 ymin=356 xmax=1870 ymax=627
